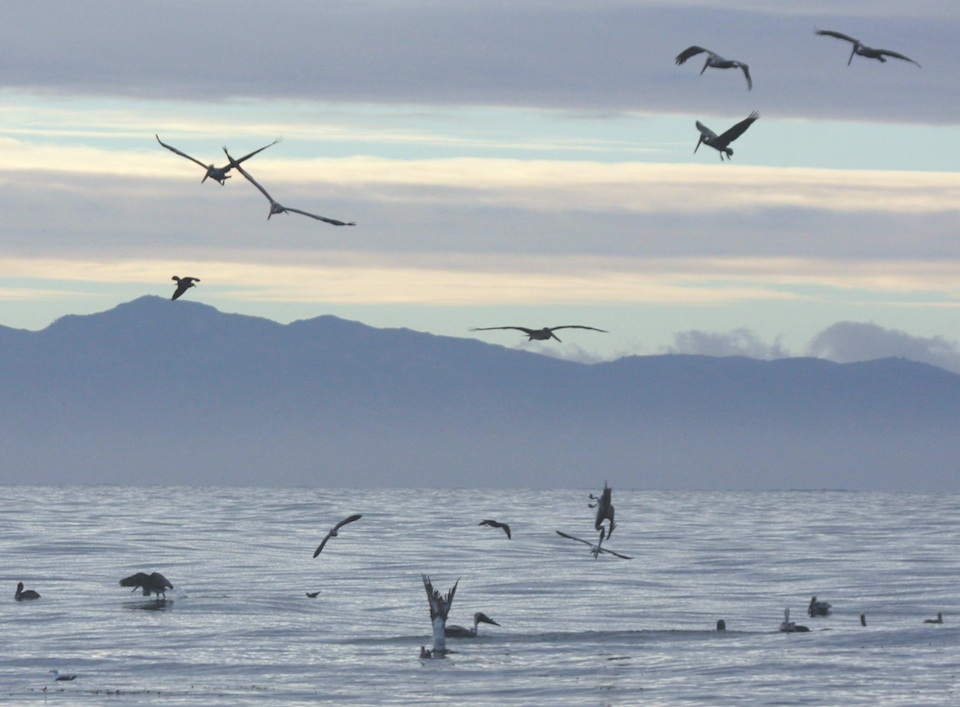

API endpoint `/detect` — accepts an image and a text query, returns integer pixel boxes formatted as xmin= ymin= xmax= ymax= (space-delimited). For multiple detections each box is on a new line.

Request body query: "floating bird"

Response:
xmin=306 ymin=591 xmax=321 ymax=598
xmin=313 ymin=514 xmax=362 ymax=558
xmin=156 ymin=135 xmax=279 ymax=185
xmin=923 ymin=612 xmax=944 ymax=624
xmin=808 ymin=595 xmax=832 ymax=617
xmin=171 ymin=276 xmax=199 ymax=301
xmin=119 ymin=572 xmax=173 ymax=599
xmin=445 ymin=612 xmax=501 ymax=638
xmin=588 ymin=482 xmax=616 ymax=538
xmin=222 ymin=147 xmax=355 ymax=226
xmin=422 ymin=574 xmax=458 ymax=656
xmin=478 ymin=519 xmax=511 ymax=539
xmin=779 ymin=608 xmax=810 ymax=633
xmin=15 ymin=582 xmax=40 ymax=600
xmin=695 ymin=112 xmax=759 ymax=161
xmin=716 ymin=619 xmax=726 ymax=631
xmin=675 ymin=46 xmax=752 ymax=90
xmin=815 ymin=30 xmax=920 ymax=67
xmin=470 ymin=325 xmax=607 ymax=343
xmin=555 ymin=529 xmax=632 ymax=560
xmin=49 ymin=670 xmax=77 ymax=682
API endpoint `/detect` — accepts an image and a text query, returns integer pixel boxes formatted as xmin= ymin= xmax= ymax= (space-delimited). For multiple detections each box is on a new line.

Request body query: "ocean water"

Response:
xmin=1 ymin=487 xmax=958 ymax=705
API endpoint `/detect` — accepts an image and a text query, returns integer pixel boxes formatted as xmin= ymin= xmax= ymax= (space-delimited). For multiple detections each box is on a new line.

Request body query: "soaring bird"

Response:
xmin=15 ymin=582 xmax=40 ymax=600
xmin=119 ymin=572 xmax=173 ymax=599
xmin=313 ymin=514 xmax=362 ymax=558
xmin=222 ymin=147 xmax=355 ymax=226
xmin=422 ymin=574 xmax=458 ymax=656
xmin=588 ymin=483 xmax=616 ymax=538
xmin=170 ymin=276 xmax=199 ymax=301
xmin=555 ymin=529 xmax=632 ymax=560
xmin=694 ymin=111 xmax=759 ymax=161
xmin=815 ymin=30 xmax=920 ymax=67
xmin=808 ymin=595 xmax=832 ymax=617
xmin=445 ymin=612 xmax=501 ymax=638
xmin=156 ymin=135 xmax=279 ymax=185
xmin=675 ymin=46 xmax=752 ymax=90
xmin=478 ymin=519 xmax=511 ymax=539
xmin=470 ymin=325 xmax=607 ymax=343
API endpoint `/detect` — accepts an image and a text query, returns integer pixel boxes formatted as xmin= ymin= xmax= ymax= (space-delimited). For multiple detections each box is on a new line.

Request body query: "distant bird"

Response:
xmin=808 ymin=595 xmax=832 ymax=617
xmin=170 ymin=276 xmax=199 ymax=301
xmin=306 ymin=591 xmax=320 ymax=598
xmin=119 ymin=572 xmax=173 ymax=599
xmin=695 ymin=112 xmax=759 ymax=161
xmin=49 ymin=670 xmax=77 ymax=682
xmin=588 ymin=482 xmax=616 ymax=538
xmin=422 ymin=574 xmax=458 ymax=656
xmin=923 ymin=612 xmax=944 ymax=624
xmin=555 ymin=529 xmax=632 ymax=560
xmin=716 ymin=619 xmax=726 ymax=631
xmin=313 ymin=514 xmax=362 ymax=558
xmin=15 ymin=582 xmax=40 ymax=601
xmin=470 ymin=325 xmax=607 ymax=343
xmin=222 ymin=147 xmax=355 ymax=226
xmin=445 ymin=611 xmax=501 ymax=638
xmin=815 ymin=30 xmax=921 ymax=67
xmin=675 ymin=46 xmax=752 ymax=90
xmin=779 ymin=608 xmax=810 ymax=633
xmin=156 ymin=135 xmax=279 ymax=185
xmin=479 ymin=519 xmax=511 ymax=539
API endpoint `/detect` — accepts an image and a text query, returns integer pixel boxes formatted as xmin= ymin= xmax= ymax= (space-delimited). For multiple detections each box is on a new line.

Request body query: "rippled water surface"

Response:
xmin=2 ymin=488 xmax=958 ymax=705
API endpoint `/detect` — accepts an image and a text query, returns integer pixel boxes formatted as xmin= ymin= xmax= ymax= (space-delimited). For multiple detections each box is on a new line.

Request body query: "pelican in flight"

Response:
xmin=815 ymin=30 xmax=920 ymax=67
xmin=808 ymin=595 xmax=832 ymax=617
xmin=779 ymin=608 xmax=810 ymax=633
xmin=170 ymin=276 xmax=199 ymax=301
xmin=695 ymin=111 xmax=759 ymax=161
xmin=156 ymin=135 xmax=279 ymax=185
xmin=479 ymin=519 xmax=511 ymax=539
xmin=422 ymin=574 xmax=458 ymax=657
xmin=675 ymin=46 xmax=752 ymax=90
xmin=119 ymin=572 xmax=173 ymax=600
xmin=313 ymin=513 xmax=362 ymax=558
xmin=445 ymin=612 xmax=501 ymax=638
xmin=470 ymin=325 xmax=607 ymax=343
xmin=555 ymin=529 xmax=632 ymax=560
xmin=588 ymin=482 xmax=616 ymax=538
xmin=222 ymin=147 xmax=355 ymax=226
xmin=924 ymin=612 xmax=944 ymax=624
xmin=49 ymin=670 xmax=77 ymax=682
xmin=15 ymin=582 xmax=40 ymax=600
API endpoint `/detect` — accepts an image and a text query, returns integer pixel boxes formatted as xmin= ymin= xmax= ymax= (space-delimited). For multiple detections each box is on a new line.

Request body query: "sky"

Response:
xmin=2 ymin=1 xmax=960 ymax=367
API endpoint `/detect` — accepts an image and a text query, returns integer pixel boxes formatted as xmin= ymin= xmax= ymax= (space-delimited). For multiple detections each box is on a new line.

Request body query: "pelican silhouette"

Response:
xmin=470 ymin=325 xmax=607 ymax=342
xmin=923 ymin=612 xmax=944 ymax=624
xmin=815 ymin=30 xmax=920 ymax=67
xmin=479 ymin=519 xmax=511 ymax=539
xmin=422 ymin=574 xmax=458 ymax=656
xmin=15 ymin=582 xmax=40 ymax=600
xmin=119 ymin=572 xmax=173 ymax=599
xmin=222 ymin=147 xmax=355 ymax=226
xmin=170 ymin=276 xmax=199 ymax=301
xmin=156 ymin=135 xmax=279 ymax=185
xmin=695 ymin=111 xmax=759 ymax=161
xmin=675 ymin=46 xmax=752 ymax=90
xmin=779 ymin=608 xmax=810 ymax=633
xmin=588 ymin=482 xmax=616 ymax=538
xmin=313 ymin=514 xmax=362 ymax=557
xmin=808 ymin=595 xmax=832 ymax=617
xmin=555 ymin=529 xmax=632 ymax=560
xmin=49 ymin=670 xmax=77 ymax=682
xmin=445 ymin=612 xmax=501 ymax=638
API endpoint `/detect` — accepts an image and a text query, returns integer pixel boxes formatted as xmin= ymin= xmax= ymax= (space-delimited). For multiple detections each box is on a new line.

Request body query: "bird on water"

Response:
xmin=119 ymin=572 xmax=173 ymax=599
xmin=15 ymin=582 xmax=40 ymax=600
xmin=445 ymin=612 xmax=501 ymax=638
xmin=421 ymin=574 xmax=458 ymax=657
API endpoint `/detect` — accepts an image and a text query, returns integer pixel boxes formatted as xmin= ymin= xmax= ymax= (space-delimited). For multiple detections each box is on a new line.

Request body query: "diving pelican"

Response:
xmin=815 ymin=30 xmax=921 ymax=67
xmin=675 ymin=46 xmax=752 ymax=90
xmin=222 ymin=147 xmax=355 ymax=226
xmin=119 ymin=572 xmax=173 ymax=599
xmin=808 ymin=595 xmax=832 ymax=617
xmin=445 ymin=612 xmax=501 ymax=638
xmin=49 ymin=670 xmax=77 ymax=682
xmin=779 ymin=608 xmax=810 ymax=633
xmin=313 ymin=514 xmax=363 ymax=558
xmin=422 ymin=574 xmax=458 ymax=656
xmin=156 ymin=135 xmax=279 ymax=185
xmin=588 ymin=482 xmax=616 ymax=538
xmin=470 ymin=325 xmax=607 ymax=343
xmin=15 ymin=582 xmax=40 ymax=600
xmin=923 ymin=612 xmax=944 ymax=624
xmin=479 ymin=519 xmax=511 ymax=539
xmin=170 ymin=276 xmax=199 ymax=301
xmin=695 ymin=112 xmax=759 ymax=161
xmin=555 ymin=529 xmax=632 ymax=560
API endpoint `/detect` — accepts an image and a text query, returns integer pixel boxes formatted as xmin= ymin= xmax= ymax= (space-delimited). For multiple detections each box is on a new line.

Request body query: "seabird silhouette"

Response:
xmin=779 ymin=608 xmax=810 ymax=633
xmin=313 ymin=514 xmax=362 ymax=558
xmin=675 ymin=45 xmax=752 ymax=90
xmin=555 ymin=529 xmax=632 ymax=560
xmin=588 ymin=482 xmax=616 ymax=537
xmin=119 ymin=572 xmax=173 ymax=599
xmin=470 ymin=325 xmax=607 ymax=343
xmin=923 ymin=612 xmax=944 ymax=624
xmin=808 ymin=595 xmax=832 ymax=617
xmin=422 ymin=574 xmax=458 ymax=656
xmin=445 ymin=612 xmax=501 ymax=638
xmin=49 ymin=670 xmax=77 ymax=682
xmin=171 ymin=276 xmax=199 ymax=301
xmin=815 ymin=30 xmax=920 ymax=67
xmin=695 ymin=112 xmax=760 ymax=161
xmin=479 ymin=519 xmax=511 ymax=539
xmin=15 ymin=582 xmax=40 ymax=600
xmin=156 ymin=135 xmax=279 ymax=185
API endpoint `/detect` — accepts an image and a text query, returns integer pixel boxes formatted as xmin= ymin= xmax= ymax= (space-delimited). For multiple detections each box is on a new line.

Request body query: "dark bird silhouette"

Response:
xmin=675 ymin=45 xmax=752 ymax=89
xmin=306 ymin=591 xmax=321 ymax=598
xmin=815 ymin=30 xmax=920 ymax=67
xmin=470 ymin=325 xmax=607 ymax=342
xmin=924 ymin=612 xmax=944 ymax=624
xmin=695 ymin=112 xmax=759 ymax=161
xmin=49 ymin=670 xmax=77 ymax=681
xmin=119 ymin=572 xmax=173 ymax=599
xmin=780 ymin=608 xmax=810 ymax=633
xmin=422 ymin=574 xmax=458 ymax=656
xmin=313 ymin=514 xmax=362 ymax=558
xmin=15 ymin=582 xmax=40 ymax=600
xmin=171 ymin=276 xmax=199 ymax=301
xmin=808 ymin=595 xmax=832 ymax=617
xmin=479 ymin=519 xmax=511 ymax=539
xmin=555 ymin=529 xmax=632 ymax=560
xmin=156 ymin=135 xmax=279 ymax=185
xmin=446 ymin=612 xmax=501 ymax=638
xmin=588 ymin=482 xmax=616 ymax=537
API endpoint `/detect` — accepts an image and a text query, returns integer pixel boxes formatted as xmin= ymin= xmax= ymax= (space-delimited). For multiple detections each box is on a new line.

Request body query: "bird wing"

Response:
xmin=231 ymin=138 xmax=282 ymax=166
xmin=333 ymin=513 xmax=363 ymax=532
xmin=717 ymin=111 xmax=760 ymax=145
xmin=223 ymin=149 xmax=276 ymax=203
xmin=600 ymin=547 xmax=633 ymax=560
xmin=283 ymin=206 xmax=355 ymax=226
xmin=422 ymin=574 xmax=458 ymax=621
xmin=739 ymin=63 xmax=753 ymax=90
xmin=877 ymin=49 xmax=921 ymax=66
xmin=675 ymin=46 xmax=708 ymax=65
xmin=313 ymin=532 xmax=333 ymax=558
xmin=549 ymin=326 xmax=608 ymax=333
xmin=480 ymin=520 xmax=511 ymax=538
xmin=555 ymin=530 xmax=593 ymax=547
xmin=171 ymin=283 xmax=189 ymax=300
xmin=470 ymin=326 xmax=535 ymax=334
xmin=695 ymin=121 xmax=718 ymax=141
xmin=119 ymin=572 xmax=149 ymax=589
xmin=156 ymin=135 xmax=209 ymax=170
xmin=150 ymin=572 xmax=173 ymax=589
xmin=815 ymin=29 xmax=858 ymax=44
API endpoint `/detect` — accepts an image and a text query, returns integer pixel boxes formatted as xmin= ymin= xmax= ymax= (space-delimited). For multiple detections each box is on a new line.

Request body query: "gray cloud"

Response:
xmin=666 ymin=328 xmax=789 ymax=359
xmin=808 ymin=321 xmax=960 ymax=373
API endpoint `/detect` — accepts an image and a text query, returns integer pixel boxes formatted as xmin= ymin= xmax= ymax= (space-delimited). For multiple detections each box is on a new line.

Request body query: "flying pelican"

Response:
xmin=313 ymin=514 xmax=362 ymax=558
xmin=15 ymin=582 xmax=40 ymax=600
xmin=923 ymin=612 xmax=944 ymax=624
xmin=119 ymin=572 xmax=173 ymax=599
xmin=675 ymin=46 xmax=752 ymax=90
xmin=779 ymin=608 xmax=810 ymax=633
xmin=156 ymin=135 xmax=279 ymax=185
xmin=49 ymin=670 xmax=77 ymax=682
xmin=445 ymin=612 xmax=501 ymax=638
xmin=170 ymin=276 xmax=199 ymax=301
xmin=815 ymin=30 xmax=921 ymax=67
xmin=478 ymin=519 xmax=511 ymax=539
xmin=808 ymin=595 xmax=832 ymax=617
xmin=470 ymin=325 xmax=607 ymax=343
xmin=588 ymin=482 xmax=616 ymax=538
xmin=555 ymin=529 xmax=632 ymax=560
xmin=422 ymin=574 xmax=458 ymax=656
xmin=695 ymin=111 xmax=759 ymax=161
xmin=222 ymin=147 xmax=355 ymax=226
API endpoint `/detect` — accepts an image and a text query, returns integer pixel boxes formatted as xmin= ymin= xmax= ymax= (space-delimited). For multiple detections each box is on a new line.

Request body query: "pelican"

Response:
xmin=779 ymin=608 xmax=810 ymax=633
xmin=49 ymin=670 xmax=77 ymax=682
xmin=695 ymin=112 xmax=759 ymax=161
xmin=422 ymin=574 xmax=458 ymax=655
xmin=588 ymin=482 xmax=616 ymax=537
xmin=675 ymin=46 xmax=752 ymax=90
xmin=170 ymin=276 xmax=199 ymax=301
xmin=479 ymin=519 xmax=511 ymax=539
xmin=808 ymin=595 xmax=832 ymax=617
xmin=222 ymin=147 xmax=355 ymax=226
xmin=156 ymin=135 xmax=279 ymax=185
xmin=815 ymin=30 xmax=921 ymax=67
xmin=15 ymin=582 xmax=40 ymax=600
xmin=445 ymin=612 xmax=501 ymax=638
xmin=923 ymin=612 xmax=944 ymax=624
xmin=470 ymin=325 xmax=607 ymax=343
xmin=119 ymin=572 xmax=173 ymax=599
xmin=313 ymin=514 xmax=362 ymax=558
xmin=716 ymin=619 xmax=726 ymax=631
xmin=306 ymin=591 xmax=320 ymax=598
xmin=555 ymin=529 xmax=632 ymax=560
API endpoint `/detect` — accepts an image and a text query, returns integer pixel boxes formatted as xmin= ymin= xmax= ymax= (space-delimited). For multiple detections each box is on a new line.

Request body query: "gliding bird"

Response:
xmin=313 ymin=514 xmax=362 ymax=557
xmin=479 ymin=519 xmax=511 ymax=539
xmin=470 ymin=325 xmax=607 ymax=342
xmin=815 ymin=30 xmax=920 ymax=67
xmin=694 ymin=111 xmax=759 ymax=161
xmin=675 ymin=46 xmax=752 ymax=90
xmin=156 ymin=135 xmax=279 ymax=185
xmin=555 ymin=529 xmax=632 ymax=560
xmin=170 ymin=276 xmax=199 ymax=301
xmin=119 ymin=572 xmax=173 ymax=600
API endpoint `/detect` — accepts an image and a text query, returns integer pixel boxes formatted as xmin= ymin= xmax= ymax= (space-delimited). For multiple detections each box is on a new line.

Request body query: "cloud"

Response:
xmin=808 ymin=321 xmax=960 ymax=373
xmin=666 ymin=328 xmax=790 ymax=359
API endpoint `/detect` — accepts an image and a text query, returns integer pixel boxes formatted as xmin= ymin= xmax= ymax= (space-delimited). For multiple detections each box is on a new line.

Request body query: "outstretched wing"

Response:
xmin=695 ymin=121 xmax=718 ymax=141
xmin=422 ymin=574 xmax=458 ymax=622
xmin=313 ymin=532 xmax=333 ymax=558
xmin=119 ymin=572 xmax=148 ymax=589
xmin=877 ymin=49 xmax=921 ymax=67
xmin=550 ymin=326 xmax=608 ymax=333
xmin=739 ymin=63 xmax=753 ymax=90
xmin=675 ymin=45 xmax=709 ymax=65
xmin=283 ymin=206 xmax=355 ymax=226
xmin=470 ymin=326 xmax=535 ymax=334
xmin=231 ymin=138 xmax=281 ymax=166
xmin=156 ymin=135 xmax=209 ymax=170
xmin=555 ymin=530 xmax=593 ymax=547
xmin=599 ymin=547 xmax=633 ymax=560
xmin=480 ymin=519 xmax=511 ymax=539
xmin=718 ymin=111 xmax=760 ymax=145
xmin=224 ymin=148 xmax=276 ymax=203
xmin=815 ymin=29 xmax=858 ymax=44
xmin=333 ymin=513 xmax=363 ymax=532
